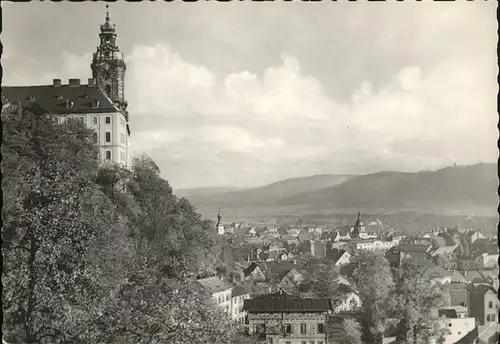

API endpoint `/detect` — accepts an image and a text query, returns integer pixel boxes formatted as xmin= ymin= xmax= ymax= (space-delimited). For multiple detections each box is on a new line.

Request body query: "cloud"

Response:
xmin=3 ymin=3 xmax=496 ymax=188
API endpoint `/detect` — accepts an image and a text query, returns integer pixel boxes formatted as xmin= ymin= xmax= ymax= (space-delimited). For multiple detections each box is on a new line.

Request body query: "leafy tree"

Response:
xmin=389 ymin=257 xmax=448 ymax=344
xmin=2 ymin=109 xmax=105 ymax=343
xmin=88 ymin=270 xmax=242 ymax=344
xmin=2 ymin=109 xmax=240 ymax=344
xmin=349 ymin=250 xmax=395 ymax=344
xmin=342 ymin=317 xmax=363 ymax=344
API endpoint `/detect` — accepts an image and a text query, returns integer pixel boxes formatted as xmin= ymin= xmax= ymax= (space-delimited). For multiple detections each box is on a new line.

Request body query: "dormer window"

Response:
xmin=65 ymin=100 xmax=74 ymax=109
xmin=27 ymin=96 xmax=35 ymax=101
xmin=91 ymin=99 xmax=100 ymax=108
xmin=55 ymin=95 xmax=63 ymax=100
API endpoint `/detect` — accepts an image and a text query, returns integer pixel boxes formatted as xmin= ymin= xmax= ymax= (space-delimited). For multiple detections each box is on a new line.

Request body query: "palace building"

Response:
xmin=2 ymin=9 xmax=131 ymax=168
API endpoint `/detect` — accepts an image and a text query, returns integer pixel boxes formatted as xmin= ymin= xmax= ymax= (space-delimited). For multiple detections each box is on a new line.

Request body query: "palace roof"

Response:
xmin=2 ymin=81 xmax=122 ymax=116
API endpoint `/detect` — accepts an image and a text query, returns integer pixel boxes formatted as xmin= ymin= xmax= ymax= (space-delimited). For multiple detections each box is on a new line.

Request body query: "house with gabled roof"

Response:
xmin=467 ymin=283 xmax=499 ymax=326
xmin=243 ymin=262 xmax=267 ymax=282
xmin=197 ymin=276 xmax=234 ymax=317
xmin=330 ymin=284 xmax=362 ymax=313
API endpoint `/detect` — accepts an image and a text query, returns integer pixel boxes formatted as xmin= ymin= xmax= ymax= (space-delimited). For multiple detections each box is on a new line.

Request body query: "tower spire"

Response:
xmin=106 ymin=5 xmax=110 ymax=23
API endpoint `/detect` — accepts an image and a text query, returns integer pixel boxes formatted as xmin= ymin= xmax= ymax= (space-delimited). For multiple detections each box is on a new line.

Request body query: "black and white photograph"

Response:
xmin=1 ymin=2 xmax=498 ymax=344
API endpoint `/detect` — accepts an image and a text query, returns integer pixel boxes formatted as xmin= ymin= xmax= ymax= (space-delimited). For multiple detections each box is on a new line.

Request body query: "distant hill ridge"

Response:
xmin=181 ymin=163 xmax=497 ymax=218
xmin=177 ymin=174 xmax=354 ymax=206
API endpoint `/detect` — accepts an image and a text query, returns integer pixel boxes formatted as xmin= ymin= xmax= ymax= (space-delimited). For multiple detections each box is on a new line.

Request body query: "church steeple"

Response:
xmin=217 ymin=209 xmax=222 ymax=226
xmin=216 ymin=209 xmax=224 ymax=235
xmin=91 ymin=5 xmax=128 ymax=114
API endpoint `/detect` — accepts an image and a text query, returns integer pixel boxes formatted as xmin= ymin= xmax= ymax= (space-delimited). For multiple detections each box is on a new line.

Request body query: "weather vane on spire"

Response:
xmin=105 ymin=4 xmax=110 ymax=21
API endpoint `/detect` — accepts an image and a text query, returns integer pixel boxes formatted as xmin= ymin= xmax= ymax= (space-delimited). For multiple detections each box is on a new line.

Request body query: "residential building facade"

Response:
xmin=467 ymin=283 xmax=499 ymax=326
xmin=243 ymin=291 xmax=332 ymax=344
xmin=197 ymin=276 xmax=234 ymax=317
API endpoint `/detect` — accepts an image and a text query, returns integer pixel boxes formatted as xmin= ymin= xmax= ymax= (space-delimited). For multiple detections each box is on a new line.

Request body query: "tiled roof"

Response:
xmin=2 ymin=84 xmax=123 ymax=116
xmin=463 ymin=270 xmax=484 ymax=283
xmin=232 ymin=285 xmax=250 ymax=297
xmin=431 ymin=246 xmax=457 ymax=257
xmin=196 ymin=276 xmax=234 ymax=293
xmin=329 ymin=249 xmax=348 ymax=263
xmin=431 ymin=266 xmax=454 ymax=278
xmin=398 ymin=244 xmax=430 ymax=253
xmin=243 ymin=262 xmax=262 ymax=276
xmin=265 ymin=261 xmax=302 ymax=281
xmin=434 ymin=237 xmax=448 ymax=247
xmin=243 ymin=295 xmax=332 ymax=313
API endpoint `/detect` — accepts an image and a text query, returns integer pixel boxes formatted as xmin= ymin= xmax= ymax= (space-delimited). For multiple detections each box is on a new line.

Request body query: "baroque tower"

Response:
xmin=91 ymin=6 xmax=128 ymax=113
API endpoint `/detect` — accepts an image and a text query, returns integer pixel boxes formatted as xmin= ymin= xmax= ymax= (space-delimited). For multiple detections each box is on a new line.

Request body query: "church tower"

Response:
xmin=91 ymin=6 xmax=128 ymax=113
xmin=216 ymin=209 xmax=225 ymax=235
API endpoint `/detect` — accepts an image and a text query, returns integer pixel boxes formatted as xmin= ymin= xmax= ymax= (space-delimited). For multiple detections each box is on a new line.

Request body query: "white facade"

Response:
xmin=440 ymin=317 xmax=476 ymax=344
xmin=59 ymin=111 xmax=130 ymax=168
xmin=348 ymin=239 xmax=399 ymax=251
xmin=231 ymin=293 xmax=251 ymax=323
xmin=212 ymin=288 xmax=234 ymax=317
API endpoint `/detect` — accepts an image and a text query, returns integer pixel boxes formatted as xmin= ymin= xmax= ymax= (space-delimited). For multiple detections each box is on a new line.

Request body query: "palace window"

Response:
xmin=317 ymin=323 xmax=325 ymax=334
xmin=93 ymin=116 xmax=98 ymax=124
xmin=283 ymin=324 xmax=292 ymax=334
xmin=489 ymin=301 xmax=493 ymax=309
xmin=93 ymin=132 xmax=98 ymax=144
xmin=490 ymin=314 xmax=496 ymax=322
xmin=105 ymin=151 xmax=111 ymax=160
xmin=106 ymin=116 xmax=111 ymax=124
xmin=105 ymin=132 xmax=111 ymax=143
xmin=300 ymin=323 xmax=307 ymax=334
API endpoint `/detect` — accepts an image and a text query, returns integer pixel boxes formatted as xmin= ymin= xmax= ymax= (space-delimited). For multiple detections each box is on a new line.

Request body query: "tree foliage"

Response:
xmin=2 ymin=109 xmax=241 ymax=343
xmin=389 ymin=257 xmax=449 ymax=344
xmin=2 ymin=110 xmax=103 ymax=343
xmin=342 ymin=317 xmax=363 ymax=344
xmin=349 ymin=250 xmax=395 ymax=344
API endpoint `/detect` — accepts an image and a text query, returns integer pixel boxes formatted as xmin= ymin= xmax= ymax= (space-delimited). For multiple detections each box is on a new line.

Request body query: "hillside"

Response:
xmin=182 ymin=174 xmax=354 ymax=209
xmin=278 ymin=163 xmax=497 ymax=215
xmin=175 ymin=187 xmax=246 ymax=198
xmin=185 ymin=164 xmax=497 ymax=219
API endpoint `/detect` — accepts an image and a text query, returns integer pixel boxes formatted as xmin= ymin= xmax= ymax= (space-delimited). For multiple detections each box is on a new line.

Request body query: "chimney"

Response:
xmin=53 ymin=79 xmax=62 ymax=87
xmin=68 ymin=78 xmax=81 ymax=87
xmin=88 ymin=78 xmax=96 ymax=87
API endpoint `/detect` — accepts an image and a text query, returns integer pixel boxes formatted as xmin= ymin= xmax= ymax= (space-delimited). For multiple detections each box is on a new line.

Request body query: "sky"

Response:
xmin=2 ymin=1 xmax=498 ymax=189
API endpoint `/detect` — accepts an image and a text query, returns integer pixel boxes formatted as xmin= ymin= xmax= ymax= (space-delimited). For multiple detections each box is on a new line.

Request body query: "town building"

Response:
xmin=346 ymin=238 xmax=399 ymax=252
xmin=243 ymin=290 xmax=332 ymax=344
xmin=438 ymin=307 xmax=478 ymax=344
xmin=197 ymin=276 xmax=234 ymax=317
xmin=2 ymin=9 xmax=131 ymax=168
xmin=231 ymin=285 xmax=252 ymax=324
xmin=331 ymin=284 xmax=362 ymax=314
xmin=466 ymin=283 xmax=498 ymax=326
